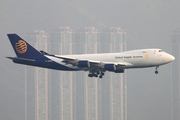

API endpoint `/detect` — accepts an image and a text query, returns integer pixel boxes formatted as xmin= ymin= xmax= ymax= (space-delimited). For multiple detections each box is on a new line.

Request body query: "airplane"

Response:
xmin=7 ymin=34 xmax=175 ymax=78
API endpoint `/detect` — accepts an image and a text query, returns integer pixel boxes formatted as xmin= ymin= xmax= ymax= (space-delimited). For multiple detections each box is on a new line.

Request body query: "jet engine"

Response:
xmin=104 ymin=64 xmax=116 ymax=71
xmin=104 ymin=64 xmax=124 ymax=73
xmin=78 ymin=60 xmax=90 ymax=67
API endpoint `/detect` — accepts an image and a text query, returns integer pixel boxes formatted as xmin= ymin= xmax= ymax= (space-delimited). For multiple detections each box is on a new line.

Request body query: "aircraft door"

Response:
xmin=155 ymin=50 xmax=163 ymax=62
xmin=153 ymin=50 xmax=156 ymax=54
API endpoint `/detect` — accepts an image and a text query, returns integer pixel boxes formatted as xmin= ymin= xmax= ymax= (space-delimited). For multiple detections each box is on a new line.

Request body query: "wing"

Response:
xmin=40 ymin=51 xmax=132 ymax=78
xmin=41 ymin=51 xmax=132 ymax=78
xmin=53 ymin=55 xmax=131 ymax=67
xmin=41 ymin=51 xmax=128 ymax=69
xmin=50 ymin=55 xmax=103 ymax=70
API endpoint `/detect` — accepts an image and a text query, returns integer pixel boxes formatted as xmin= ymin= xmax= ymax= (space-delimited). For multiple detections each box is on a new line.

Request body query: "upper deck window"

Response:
xmin=159 ymin=50 xmax=163 ymax=52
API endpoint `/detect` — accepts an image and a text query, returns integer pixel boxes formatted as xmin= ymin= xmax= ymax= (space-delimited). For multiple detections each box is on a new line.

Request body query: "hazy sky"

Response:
xmin=0 ymin=0 xmax=180 ymax=120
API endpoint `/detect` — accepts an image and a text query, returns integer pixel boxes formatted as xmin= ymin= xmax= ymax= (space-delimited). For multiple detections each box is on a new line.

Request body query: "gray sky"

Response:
xmin=0 ymin=0 xmax=180 ymax=120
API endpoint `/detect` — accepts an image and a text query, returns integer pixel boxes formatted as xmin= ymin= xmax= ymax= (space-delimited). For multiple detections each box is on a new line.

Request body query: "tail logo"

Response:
xmin=15 ymin=40 xmax=27 ymax=54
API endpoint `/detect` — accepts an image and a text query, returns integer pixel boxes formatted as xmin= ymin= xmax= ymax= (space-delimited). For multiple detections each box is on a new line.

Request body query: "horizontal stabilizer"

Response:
xmin=6 ymin=57 xmax=35 ymax=62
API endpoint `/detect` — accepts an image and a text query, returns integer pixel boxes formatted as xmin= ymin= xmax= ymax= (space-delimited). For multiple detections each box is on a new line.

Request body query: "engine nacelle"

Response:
xmin=104 ymin=64 xmax=124 ymax=73
xmin=78 ymin=60 xmax=90 ymax=67
xmin=104 ymin=64 xmax=116 ymax=71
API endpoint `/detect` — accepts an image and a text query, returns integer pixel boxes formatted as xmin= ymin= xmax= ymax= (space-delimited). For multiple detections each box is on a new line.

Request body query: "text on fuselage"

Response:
xmin=115 ymin=55 xmax=143 ymax=59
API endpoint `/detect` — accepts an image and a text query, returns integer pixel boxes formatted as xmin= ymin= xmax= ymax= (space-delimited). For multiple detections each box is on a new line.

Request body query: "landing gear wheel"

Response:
xmin=99 ymin=75 xmax=103 ymax=78
xmin=101 ymin=72 xmax=104 ymax=75
xmin=155 ymin=66 xmax=159 ymax=74
xmin=88 ymin=71 xmax=105 ymax=78
xmin=94 ymin=74 xmax=98 ymax=77
xmin=88 ymin=74 xmax=93 ymax=77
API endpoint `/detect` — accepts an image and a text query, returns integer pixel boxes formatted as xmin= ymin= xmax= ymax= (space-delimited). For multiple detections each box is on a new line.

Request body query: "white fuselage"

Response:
xmin=45 ymin=48 xmax=175 ymax=70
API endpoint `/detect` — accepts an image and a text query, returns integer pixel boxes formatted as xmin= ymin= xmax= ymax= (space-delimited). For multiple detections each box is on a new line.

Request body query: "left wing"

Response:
xmin=40 ymin=51 xmax=130 ymax=78
xmin=40 ymin=50 xmax=128 ymax=69
xmin=54 ymin=55 xmax=130 ymax=67
xmin=49 ymin=54 xmax=103 ymax=70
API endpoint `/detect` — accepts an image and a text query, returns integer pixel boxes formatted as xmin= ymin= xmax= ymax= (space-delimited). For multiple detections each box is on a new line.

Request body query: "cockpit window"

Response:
xmin=159 ymin=50 xmax=163 ymax=52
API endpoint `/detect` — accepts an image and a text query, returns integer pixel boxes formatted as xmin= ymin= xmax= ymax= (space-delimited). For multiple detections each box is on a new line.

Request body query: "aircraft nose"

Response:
xmin=168 ymin=54 xmax=175 ymax=62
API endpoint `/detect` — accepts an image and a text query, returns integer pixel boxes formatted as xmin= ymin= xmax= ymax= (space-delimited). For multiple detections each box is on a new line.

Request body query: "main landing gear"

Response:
xmin=155 ymin=66 xmax=159 ymax=74
xmin=88 ymin=71 xmax=105 ymax=78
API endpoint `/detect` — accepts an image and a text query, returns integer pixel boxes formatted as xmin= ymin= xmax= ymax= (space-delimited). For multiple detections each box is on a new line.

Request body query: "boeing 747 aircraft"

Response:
xmin=7 ymin=34 xmax=175 ymax=78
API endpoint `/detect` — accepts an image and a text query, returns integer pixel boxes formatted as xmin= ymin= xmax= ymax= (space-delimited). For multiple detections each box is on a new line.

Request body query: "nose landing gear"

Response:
xmin=155 ymin=66 xmax=159 ymax=74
